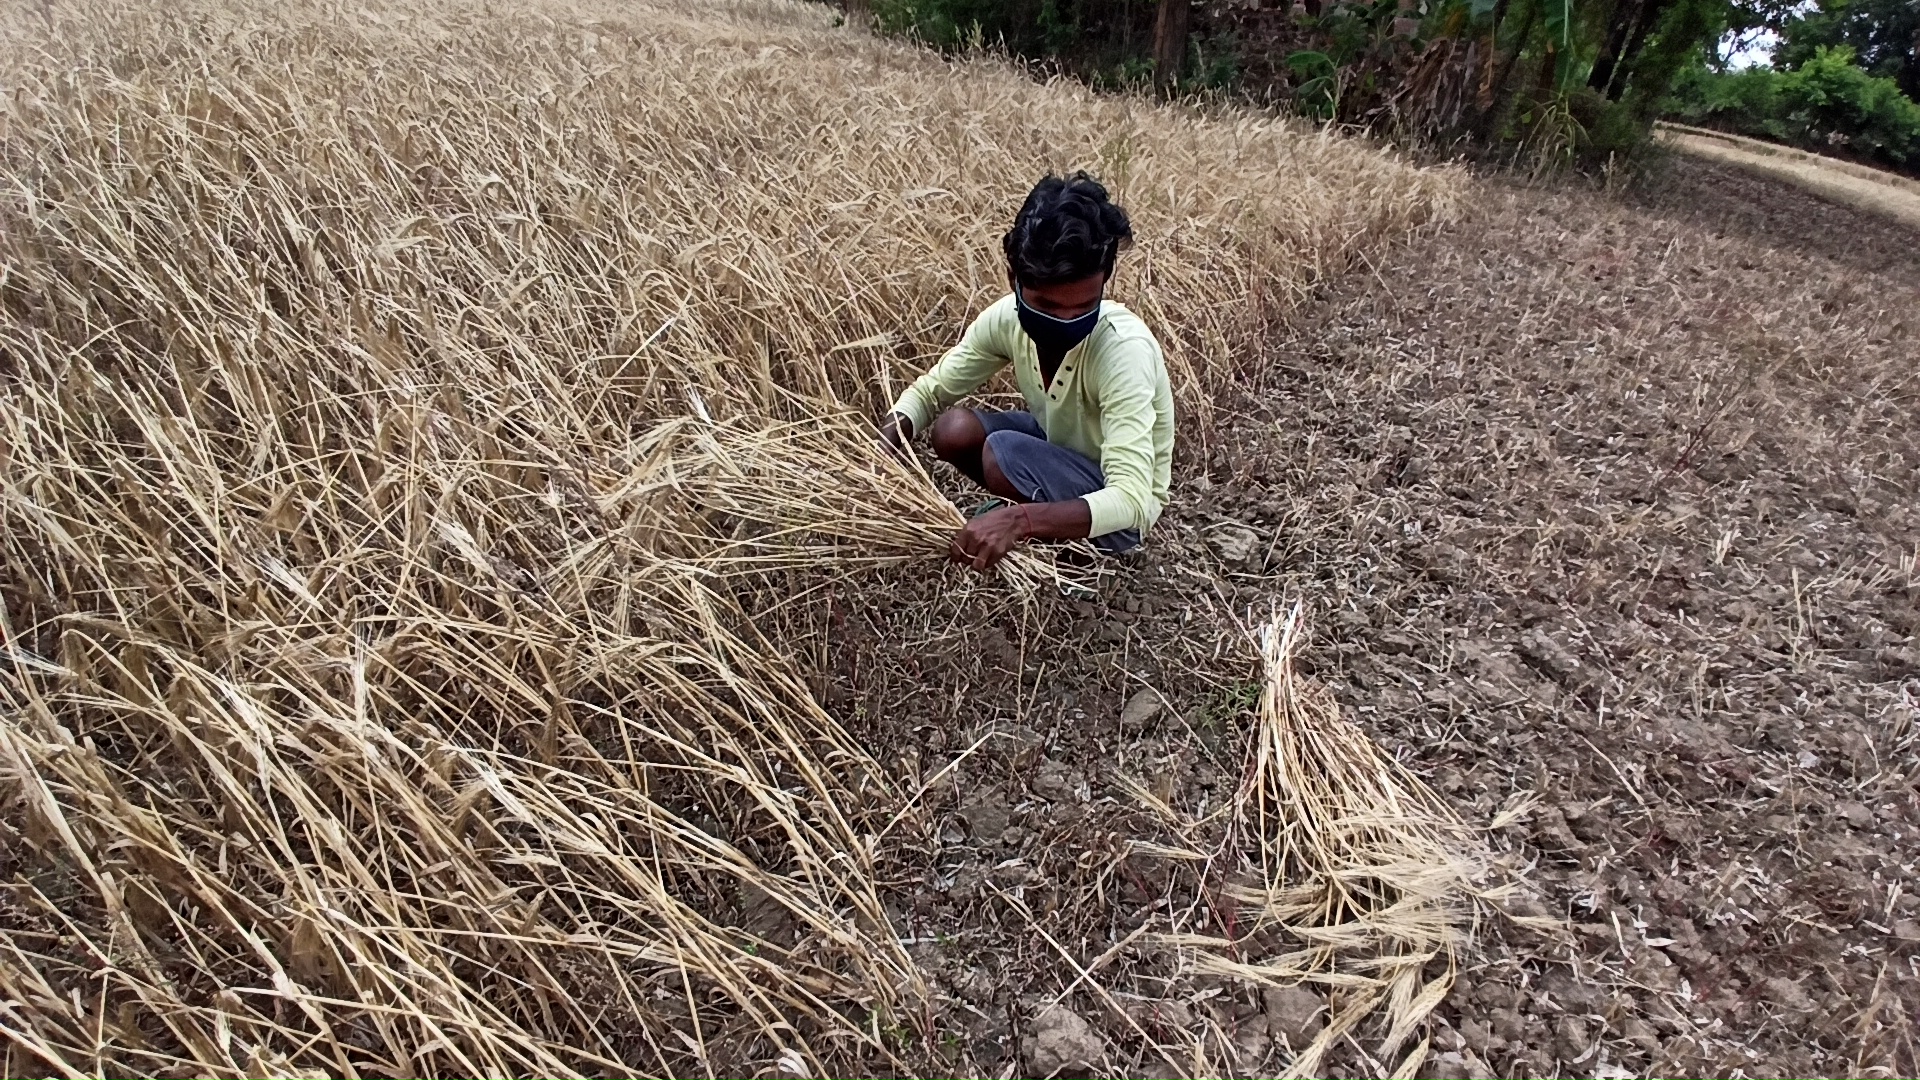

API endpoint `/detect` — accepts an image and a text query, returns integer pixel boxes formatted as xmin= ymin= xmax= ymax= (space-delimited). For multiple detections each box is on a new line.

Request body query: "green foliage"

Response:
xmin=1574 ymin=84 xmax=1652 ymax=156
xmin=1668 ymin=61 xmax=1792 ymax=136
xmin=1036 ymin=0 xmax=1083 ymax=54
xmin=1306 ymin=0 xmax=1405 ymax=65
xmin=1784 ymin=44 xmax=1920 ymax=159
xmin=1109 ymin=52 xmax=1158 ymax=89
xmin=1194 ymin=678 xmax=1262 ymax=737
xmin=1287 ymin=49 xmax=1341 ymax=119
xmin=1775 ymin=0 xmax=1920 ymax=100
xmin=1667 ymin=45 xmax=1920 ymax=165
xmin=870 ymin=0 xmax=1237 ymax=93
xmin=1542 ymin=0 xmax=1573 ymax=52
xmin=1618 ymin=0 xmax=1731 ymax=121
xmin=1189 ymin=32 xmax=1242 ymax=90
xmin=1519 ymin=88 xmax=1588 ymax=168
xmin=858 ymin=0 xmax=1742 ymax=172
xmin=870 ymin=0 xmax=992 ymax=48
xmin=871 ymin=0 xmax=1138 ymax=55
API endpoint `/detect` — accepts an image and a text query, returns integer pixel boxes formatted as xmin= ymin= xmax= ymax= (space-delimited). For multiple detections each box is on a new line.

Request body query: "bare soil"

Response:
xmin=1657 ymin=124 xmax=1920 ymax=232
xmin=779 ymin=155 xmax=1920 ymax=1077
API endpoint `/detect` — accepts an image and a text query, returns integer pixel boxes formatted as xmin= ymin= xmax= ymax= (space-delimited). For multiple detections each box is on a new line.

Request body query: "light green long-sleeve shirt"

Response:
xmin=891 ymin=294 xmax=1174 ymax=538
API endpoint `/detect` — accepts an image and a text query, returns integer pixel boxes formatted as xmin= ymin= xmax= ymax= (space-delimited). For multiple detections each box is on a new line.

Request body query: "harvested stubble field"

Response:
xmin=0 ymin=0 xmax=1916 ymax=1079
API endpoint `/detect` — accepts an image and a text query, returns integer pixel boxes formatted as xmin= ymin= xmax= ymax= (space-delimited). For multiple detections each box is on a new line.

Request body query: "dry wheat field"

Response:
xmin=0 ymin=0 xmax=1474 ymax=1075
xmin=4 ymin=0 xmax=1917 ymax=1077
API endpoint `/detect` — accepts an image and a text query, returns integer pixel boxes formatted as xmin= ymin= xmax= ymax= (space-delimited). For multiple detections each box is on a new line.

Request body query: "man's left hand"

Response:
xmin=950 ymin=506 xmax=1028 ymax=572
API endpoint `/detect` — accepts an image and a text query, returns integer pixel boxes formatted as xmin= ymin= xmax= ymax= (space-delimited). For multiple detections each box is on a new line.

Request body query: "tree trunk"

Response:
xmin=1586 ymin=0 xmax=1636 ymax=95
xmin=1478 ymin=0 xmax=1513 ymax=108
xmin=1606 ymin=0 xmax=1672 ymax=101
xmin=1153 ymin=0 xmax=1190 ymax=90
xmin=1478 ymin=0 xmax=1538 ymax=136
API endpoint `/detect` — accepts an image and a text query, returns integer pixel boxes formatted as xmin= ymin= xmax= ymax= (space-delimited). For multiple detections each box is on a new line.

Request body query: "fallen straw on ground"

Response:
xmin=1155 ymin=606 xmax=1523 ymax=1079
xmin=0 ymin=341 xmax=926 ymax=1075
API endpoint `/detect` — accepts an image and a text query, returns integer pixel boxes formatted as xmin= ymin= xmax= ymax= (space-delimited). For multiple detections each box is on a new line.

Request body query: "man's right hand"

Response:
xmin=877 ymin=412 xmax=913 ymax=459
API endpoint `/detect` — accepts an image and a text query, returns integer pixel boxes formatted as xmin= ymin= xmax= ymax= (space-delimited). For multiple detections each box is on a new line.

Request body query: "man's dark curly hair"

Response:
xmin=1001 ymin=171 xmax=1134 ymax=287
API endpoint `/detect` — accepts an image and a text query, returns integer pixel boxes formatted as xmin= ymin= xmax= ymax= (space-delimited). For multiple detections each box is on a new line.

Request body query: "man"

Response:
xmin=880 ymin=172 xmax=1175 ymax=573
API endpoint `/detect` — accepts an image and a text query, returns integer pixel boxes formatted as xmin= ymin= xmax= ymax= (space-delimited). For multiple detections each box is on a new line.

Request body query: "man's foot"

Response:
xmin=1056 ymin=577 xmax=1099 ymax=602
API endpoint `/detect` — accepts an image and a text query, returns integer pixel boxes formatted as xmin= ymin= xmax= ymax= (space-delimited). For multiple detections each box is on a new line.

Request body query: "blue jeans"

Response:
xmin=975 ymin=409 xmax=1141 ymax=554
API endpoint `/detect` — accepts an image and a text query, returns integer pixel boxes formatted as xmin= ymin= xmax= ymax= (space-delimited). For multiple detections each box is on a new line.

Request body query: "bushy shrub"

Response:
xmin=1781 ymin=46 xmax=1920 ymax=162
xmin=1666 ymin=46 xmax=1920 ymax=168
xmin=870 ymin=0 xmax=1140 ymax=62
xmin=871 ymin=0 xmax=1018 ymax=49
xmin=1668 ymin=63 xmax=1791 ymax=139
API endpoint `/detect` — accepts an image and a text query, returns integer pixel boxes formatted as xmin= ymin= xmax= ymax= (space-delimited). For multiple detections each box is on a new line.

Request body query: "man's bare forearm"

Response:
xmin=950 ymin=498 xmax=1092 ymax=571
xmin=1014 ymin=498 xmax=1091 ymax=541
xmin=880 ymin=411 xmax=913 ymax=447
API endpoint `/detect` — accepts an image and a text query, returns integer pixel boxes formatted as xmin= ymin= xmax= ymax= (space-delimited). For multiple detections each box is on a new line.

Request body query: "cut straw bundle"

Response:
xmin=662 ymin=399 xmax=1083 ymax=594
xmin=1160 ymin=606 xmax=1516 ymax=1079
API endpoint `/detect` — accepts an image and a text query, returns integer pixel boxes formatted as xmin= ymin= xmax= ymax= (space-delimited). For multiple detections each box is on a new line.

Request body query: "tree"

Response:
xmin=1775 ymin=0 xmax=1920 ymax=100
xmin=1591 ymin=0 xmax=1681 ymax=99
xmin=1152 ymin=0 xmax=1190 ymax=88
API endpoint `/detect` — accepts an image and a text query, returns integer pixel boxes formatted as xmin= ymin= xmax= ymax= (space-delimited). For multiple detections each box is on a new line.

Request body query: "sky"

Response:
xmin=1722 ymin=28 xmax=1781 ymax=68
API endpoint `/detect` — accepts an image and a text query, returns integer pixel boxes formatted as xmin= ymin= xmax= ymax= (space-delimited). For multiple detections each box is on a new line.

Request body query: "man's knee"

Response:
xmin=980 ymin=432 xmax=1026 ymax=501
xmin=929 ymin=408 xmax=984 ymax=463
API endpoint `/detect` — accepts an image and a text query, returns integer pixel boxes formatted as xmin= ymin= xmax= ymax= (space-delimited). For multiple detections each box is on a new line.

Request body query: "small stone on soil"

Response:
xmin=1518 ymin=628 xmax=1581 ymax=683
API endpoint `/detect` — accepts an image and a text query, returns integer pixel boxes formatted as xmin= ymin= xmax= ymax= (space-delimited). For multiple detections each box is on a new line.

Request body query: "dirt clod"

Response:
xmin=1837 ymin=801 xmax=1874 ymax=828
xmin=1025 ymin=1004 xmax=1107 ymax=1076
xmin=1204 ymin=521 xmax=1263 ymax=567
xmin=959 ymin=797 xmax=1010 ymax=843
xmin=1419 ymin=1049 xmax=1494 ymax=1080
xmin=1517 ymin=628 xmax=1581 ymax=684
xmin=1765 ymin=976 xmax=1816 ymax=1012
xmin=998 ymin=725 xmax=1047 ymax=769
xmin=1553 ymin=1014 xmax=1592 ymax=1062
xmin=1117 ymin=688 xmax=1165 ymax=732
xmin=1263 ymin=985 xmax=1326 ymax=1048
xmin=1032 ymin=759 xmax=1077 ymax=801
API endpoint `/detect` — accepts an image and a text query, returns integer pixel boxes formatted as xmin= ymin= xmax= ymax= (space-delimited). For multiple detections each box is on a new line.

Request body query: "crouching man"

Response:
xmin=880 ymin=171 xmax=1175 ymax=572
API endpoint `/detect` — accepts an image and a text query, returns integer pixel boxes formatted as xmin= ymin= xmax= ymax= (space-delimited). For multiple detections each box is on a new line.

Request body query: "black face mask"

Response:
xmin=1014 ymin=284 xmax=1101 ymax=356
